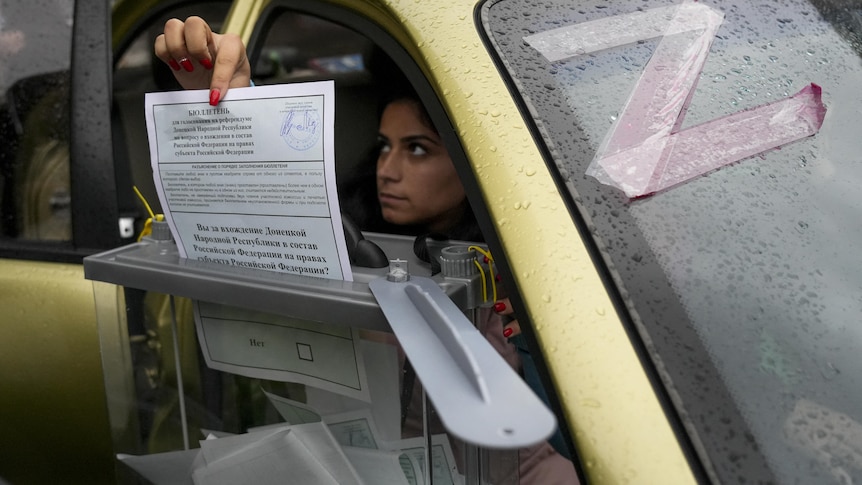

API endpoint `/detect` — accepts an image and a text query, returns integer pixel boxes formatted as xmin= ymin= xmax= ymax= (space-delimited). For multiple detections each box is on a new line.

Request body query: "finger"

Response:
xmin=182 ymin=16 xmax=214 ymax=70
xmin=162 ymin=18 xmax=190 ymax=66
xmin=493 ymin=298 xmax=514 ymax=316
xmin=503 ymin=319 xmax=522 ymax=339
xmin=209 ymin=32 xmax=251 ymax=102
xmin=153 ymin=34 xmax=180 ymax=71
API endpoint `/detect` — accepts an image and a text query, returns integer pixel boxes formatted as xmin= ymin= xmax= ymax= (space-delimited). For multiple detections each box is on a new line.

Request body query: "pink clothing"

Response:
xmin=477 ymin=307 xmax=580 ymax=484
xmin=400 ymin=307 xmax=580 ymax=484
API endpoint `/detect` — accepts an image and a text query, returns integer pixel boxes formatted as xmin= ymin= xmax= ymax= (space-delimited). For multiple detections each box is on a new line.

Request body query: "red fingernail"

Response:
xmin=495 ymin=274 xmax=502 ymax=282
xmin=209 ymin=89 xmax=220 ymax=106
xmin=168 ymin=59 xmax=181 ymax=71
xmin=494 ymin=302 xmax=506 ymax=313
xmin=503 ymin=328 xmax=513 ymax=338
xmin=483 ymin=256 xmax=490 ymax=263
xmin=180 ymin=58 xmax=194 ymax=72
xmin=200 ymin=58 xmax=213 ymax=70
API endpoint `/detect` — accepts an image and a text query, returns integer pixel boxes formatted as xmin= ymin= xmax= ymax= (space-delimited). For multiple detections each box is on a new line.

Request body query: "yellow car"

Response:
xmin=3 ymin=0 xmax=860 ymax=483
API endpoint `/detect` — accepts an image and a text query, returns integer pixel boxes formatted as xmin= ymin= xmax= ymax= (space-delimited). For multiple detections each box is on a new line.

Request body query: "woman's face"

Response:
xmin=376 ymin=100 xmax=466 ymax=232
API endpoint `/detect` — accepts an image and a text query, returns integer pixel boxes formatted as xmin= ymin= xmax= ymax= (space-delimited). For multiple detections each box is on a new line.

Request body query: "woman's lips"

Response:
xmin=378 ymin=193 xmax=407 ymax=205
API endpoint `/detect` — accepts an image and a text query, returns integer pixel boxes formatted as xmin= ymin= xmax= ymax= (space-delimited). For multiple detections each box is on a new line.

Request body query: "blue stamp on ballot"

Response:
xmin=281 ymin=109 xmax=321 ymax=151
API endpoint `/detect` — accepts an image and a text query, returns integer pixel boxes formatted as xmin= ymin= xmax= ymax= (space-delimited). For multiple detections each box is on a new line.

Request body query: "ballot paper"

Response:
xmin=145 ymin=82 xmax=352 ymax=281
xmin=394 ymin=435 xmax=463 ymax=485
xmin=324 ymin=408 xmax=384 ymax=450
xmin=262 ymin=389 xmax=323 ymax=425
xmin=191 ymin=424 xmax=362 ymax=485
xmin=305 ymin=338 xmax=401 ymax=441
xmin=119 ymin=391 xmax=463 ymax=485
xmin=193 ymin=301 xmax=372 ymax=402
xmin=341 ymin=447 xmax=416 ymax=485
xmin=117 ymin=449 xmax=199 ymax=485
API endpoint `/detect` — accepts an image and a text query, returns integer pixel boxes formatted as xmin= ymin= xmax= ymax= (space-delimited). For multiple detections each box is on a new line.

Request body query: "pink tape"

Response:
xmin=528 ymin=2 xmax=827 ymax=198
xmin=596 ymin=84 xmax=826 ymax=197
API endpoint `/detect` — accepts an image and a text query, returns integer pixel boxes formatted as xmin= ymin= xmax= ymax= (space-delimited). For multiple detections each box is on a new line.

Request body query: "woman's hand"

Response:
xmin=154 ymin=16 xmax=251 ymax=105
xmin=494 ymin=298 xmax=522 ymax=339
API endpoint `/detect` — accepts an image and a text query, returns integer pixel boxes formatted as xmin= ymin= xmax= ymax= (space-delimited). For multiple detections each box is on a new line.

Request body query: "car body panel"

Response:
xmin=375 ymin=3 xmax=695 ymax=482
xmin=0 ymin=259 xmax=113 ymax=484
xmin=1 ymin=0 xmax=745 ymax=482
xmin=0 ymin=1 xmax=116 ymax=481
xmin=0 ymin=1 xmax=228 ymax=483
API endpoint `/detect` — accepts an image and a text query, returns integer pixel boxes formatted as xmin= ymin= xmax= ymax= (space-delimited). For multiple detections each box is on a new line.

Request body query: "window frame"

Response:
xmin=0 ymin=1 xmax=117 ymax=262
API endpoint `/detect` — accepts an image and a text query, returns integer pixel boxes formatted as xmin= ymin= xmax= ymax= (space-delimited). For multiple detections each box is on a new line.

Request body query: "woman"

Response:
xmin=155 ymin=16 xmax=578 ymax=484
xmin=338 ymin=93 xmax=484 ymax=244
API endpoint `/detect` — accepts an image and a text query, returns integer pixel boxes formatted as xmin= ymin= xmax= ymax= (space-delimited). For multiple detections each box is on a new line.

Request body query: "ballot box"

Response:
xmin=84 ymin=225 xmax=555 ymax=485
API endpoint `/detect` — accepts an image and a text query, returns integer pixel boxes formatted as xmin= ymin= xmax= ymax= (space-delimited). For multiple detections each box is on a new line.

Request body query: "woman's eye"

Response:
xmin=409 ymin=143 xmax=428 ymax=156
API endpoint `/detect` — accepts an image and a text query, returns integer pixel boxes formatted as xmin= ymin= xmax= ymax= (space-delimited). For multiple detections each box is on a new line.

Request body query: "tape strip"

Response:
xmin=596 ymin=84 xmax=826 ymax=197
xmin=525 ymin=2 xmax=826 ymax=198
xmin=524 ymin=2 xmax=722 ymax=62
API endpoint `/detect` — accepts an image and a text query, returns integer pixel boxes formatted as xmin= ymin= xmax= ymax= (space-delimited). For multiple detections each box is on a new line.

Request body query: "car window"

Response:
xmin=0 ymin=0 xmax=75 ymax=241
xmin=249 ymin=8 xmax=380 ymax=186
xmin=0 ymin=1 xmax=231 ymax=247
xmin=246 ymin=6 xmax=495 ymax=245
xmin=482 ymin=0 xmax=862 ymax=483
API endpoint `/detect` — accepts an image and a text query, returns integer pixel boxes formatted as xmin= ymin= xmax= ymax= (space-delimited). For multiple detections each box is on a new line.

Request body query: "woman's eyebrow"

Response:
xmin=400 ymin=134 xmax=441 ymax=146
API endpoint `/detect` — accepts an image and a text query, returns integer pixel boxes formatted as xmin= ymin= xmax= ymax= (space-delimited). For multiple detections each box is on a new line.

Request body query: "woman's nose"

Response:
xmin=377 ymin=151 xmax=402 ymax=181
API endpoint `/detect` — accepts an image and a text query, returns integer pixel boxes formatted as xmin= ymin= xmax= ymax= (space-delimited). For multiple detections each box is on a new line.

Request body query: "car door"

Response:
xmin=0 ymin=2 xmax=120 ymax=483
xmin=232 ymin=2 xmax=701 ymax=484
xmin=233 ymin=2 xmax=599 ymax=483
xmin=0 ymin=1 xmax=231 ymax=483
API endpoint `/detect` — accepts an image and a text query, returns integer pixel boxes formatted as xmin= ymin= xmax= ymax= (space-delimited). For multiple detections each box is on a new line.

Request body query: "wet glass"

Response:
xmin=0 ymin=0 xmax=74 ymax=240
xmin=484 ymin=0 xmax=862 ymax=483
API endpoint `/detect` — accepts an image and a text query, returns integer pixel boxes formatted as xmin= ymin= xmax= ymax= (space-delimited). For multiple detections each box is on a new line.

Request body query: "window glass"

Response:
xmin=484 ymin=0 xmax=862 ymax=483
xmin=253 ymin=9 xmax=380 ymax=186
xmin=0 ymin=0 xmax=74 ymax=241
xmin=253 ymin=11 xmax=372 ymax=83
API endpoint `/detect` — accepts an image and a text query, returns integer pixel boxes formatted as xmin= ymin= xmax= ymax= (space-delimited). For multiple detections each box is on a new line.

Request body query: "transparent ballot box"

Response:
xmin=84 ymin=228 xmax=556 ymax=485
